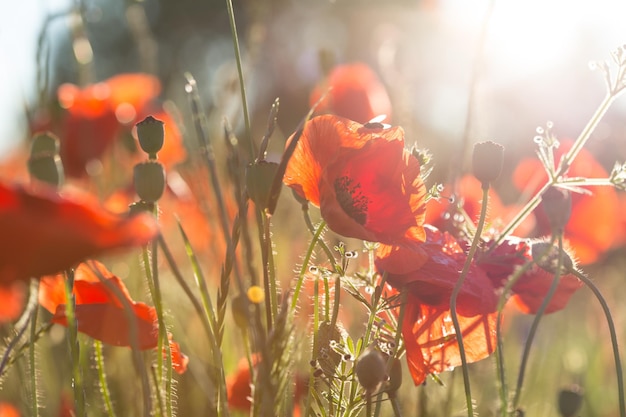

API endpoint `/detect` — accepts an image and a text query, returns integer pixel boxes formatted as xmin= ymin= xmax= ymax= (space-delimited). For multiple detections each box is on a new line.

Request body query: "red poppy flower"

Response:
xmin=0 ymin=282 xmax=27 ymax=323
xmin=38 ymin=260 xmax=188 ymax=374
xmin=376 ymin=226 xmax=498 ymax=385
xmin=402 ymin=297 xmax=497 ymax=386
xmin=477 ymin=237 xmax=582 ymax=314
xmin=0 ymin=181 xmax=158 ymax=285
xmin=310 ymin=63 xmax=392 ymax=124
xmin=284 ymin=115 xmax=427 ymax=247
xmin=55 ymin=73 xmax=161 ymax=177
xmin=512 ymin=141 xmax=619 ymax=264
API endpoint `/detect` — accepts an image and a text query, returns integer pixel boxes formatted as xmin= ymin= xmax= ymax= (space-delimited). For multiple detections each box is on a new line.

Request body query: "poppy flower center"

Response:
xmin=334 ymin=176 xmax=369 ymax=225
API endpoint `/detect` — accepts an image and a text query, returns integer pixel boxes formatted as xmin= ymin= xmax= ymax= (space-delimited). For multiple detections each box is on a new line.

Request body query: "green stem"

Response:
xmin=224 ymin=0 xmax=253 ymax=159
xmin=29 ymin=296 xmax=39 ymax=417
xmin=291 ymin=221 xmax=326 ymax=311
xmin=573 ymin=270 xmax=625 ymax=417
xmin=450 ymin=186 xmax=490 ymax=417
xmin=363 ymin=274 xmax=387 ymax=349
xmin=513 ymin=235 xmax=564 ymax=409
xmin=94 ymin=340 xmax=116 ymax=417
xmin=64 ymin=269 xmax=86 ymax=417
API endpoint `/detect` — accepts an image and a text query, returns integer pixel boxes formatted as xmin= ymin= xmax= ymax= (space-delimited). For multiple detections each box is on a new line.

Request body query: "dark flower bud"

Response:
xmin=246 ymin=160 xmax=279 ymax=210
xmin=28 ymin=133 xmax=64 ymax=188
xmin=472 ymin=141 xmax=504 ymax=187
xmin=136 ymin=116 xmax=165 ymax=158
xmin=314 ymin=321 xmax=344 ymax=377
xmin=231 ymin=293 xmax=251 ymax=330
xmin=558 ymin=385 xmax=583 ymax=417
xmin=541 ymin=186 xmax=571 ymax=234
xmin=355 ymin=347 xmax=387 ymax=393
xmin=134 ymin=161 xmax=166 ymax=203
xmin=385 ymin=357 xmax=402 ymax=398
xmin=531 ymin=241 xmax=575 ymax=274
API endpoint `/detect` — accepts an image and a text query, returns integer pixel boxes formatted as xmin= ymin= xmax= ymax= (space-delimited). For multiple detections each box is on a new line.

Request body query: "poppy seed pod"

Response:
xmin=558 ymin=385 xmax=583 ymax=417
xmin=531 ymin=241 xmax=575 ymax=275
xmin=314 ymin=321 xmax=344 ymax=377
xmin=136 ymin=116 xmax=165 ymax=158
xmin=355 ymin=347 xmax=387 ymax=393
xmin=28 ymin=133 xmax=64 ymax=187
xmin=246 ymin=160 xmax=279 ymax=210
xmin=231 ymin=293 xmax=251 ymax=330
xmin=134 ymin=161 xmax=166 ymax=203
xmin=541 ymin=186 xmax=572 ymax=234
xmin=472 ymin=141 xmax=504 ymax=187
xmin=385 ymin=357 xmax=403 ymax=398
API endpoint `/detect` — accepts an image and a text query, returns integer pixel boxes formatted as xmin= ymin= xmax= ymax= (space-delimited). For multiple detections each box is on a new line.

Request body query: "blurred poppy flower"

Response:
xmin=310 ymin=63 xmax=392 ymax=124
xmin=477 ymin=237 xmax=582 ymax=314
xmin=38 ymin=260 xmax=188 ymax=374
xmin=0 ymin=403 xmax=20 ymax=417
xmin=54 ymin=73 xmax=162 ymax=177
xmin=0 ymin=181 xmax=158 ymax=285
xmin=426 ymin=175 xmax=535 ymax=238
xmin=284 ymin=115 xmax=427 ymax=247
xmin=226 ymin=355 xmax=305 ymax=415
xmin=512 ymin=141 xmax=619 ymax=264
xmin=0 ymin=282 xmax=27 ymax=323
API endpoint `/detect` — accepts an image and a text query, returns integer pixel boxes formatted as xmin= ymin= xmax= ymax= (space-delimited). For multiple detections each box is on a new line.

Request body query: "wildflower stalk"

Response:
xmin=224 ymin=0 xmax=253 ymax=159
xmin=29 ymin=291 xmax=39 ymax=417
xmin=302 ymin=203 xmax=339 ymax=270
xmin=572 ymin=270 xmax=625 ymax=417
xmin=291 ymin=220 xmax=326 ymax=312
xmin=495 ymin=237 xmax=556 ymax=417
xmin=144 ymin=242 xmax=174 ymax=417
xmin=0 ymin=310 xmax=31 ymax=379
xmin=303 ymin=279 xmax=321 ymax=417
xmin=94 ymin=340 xmax=116 ymax=417
xmin=363 ymin=273 xmax=387 ymax=349
xmin=261 ymin=214 xmax=277 ymax=327
xmin=513 ymin=234 xmax=564 ymax=409
xmin=449 ymin=186 xmax=489 ymax=417
xmin=64 ymin=268 xmax=86 ymax=417
xmin=494 ymin=85 xmax=624 ymax=249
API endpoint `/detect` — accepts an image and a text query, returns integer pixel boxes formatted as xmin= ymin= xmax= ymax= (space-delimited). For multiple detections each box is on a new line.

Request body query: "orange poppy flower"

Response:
xmin=512 ymin=141 xmax=619 ymax=264
xmin=477 ymin=237 xmax=582 ymax=314
xmin=0 ymin=403 xmax=20 ymax=417
xmin=310 ymin=63 xmax=392 ymax=124
xmin=284 ymin=115 xmax=427 ymax=247
xmin=38 ymin=260 xmax=188 ymax=374
xmin=55 ymin=73 xmax=161 ymax=177
xmin=0 ymin=181 xmax=158 ymax=285
xmin=0 ymin=282 xmax=27 ymax=323
xmin=402 ymin=297 xmax=497 ymax=386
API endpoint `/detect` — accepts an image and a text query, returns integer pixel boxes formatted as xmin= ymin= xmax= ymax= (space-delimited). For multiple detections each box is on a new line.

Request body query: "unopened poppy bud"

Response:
xmin=231 ymin=293 xmax=251 ymax=329
xmin=28 ymin=133 xmax=64 ymax=187
xmin=136 ymin=116 xmax=164 ymax=158
xmin=472 ymin=141 xmax=504 ymax=187
xmin=314 ymin=321 xmax=344 ymax=377
xmin=541 ymin=186 xmax=571 ymax=234
xmin=558 ymin=385 xmax=583 ymax=417
xmin=531 ymin=241 xmax=575 ymax=275
xmin=385 ymin=357 xmax=402 ymax=398
xmin=355 ymin=347 xmax=387 ymax=393
xmin=246 ymin=160 xmax=279 ymax=210
xmin=134 ymin=161 xmax=166 ymax=202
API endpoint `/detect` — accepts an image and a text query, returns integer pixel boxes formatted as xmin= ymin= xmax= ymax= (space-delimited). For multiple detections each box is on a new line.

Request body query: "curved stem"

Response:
xmin=450 ymin=185 xmax=490 ymax=417
xmin=573 ymin=270 xmax=625 ymax=417
xmin=513 ymin=234 xmax=564 ymax=409
xmin=291 ymin=220 xmax=326 ymax=311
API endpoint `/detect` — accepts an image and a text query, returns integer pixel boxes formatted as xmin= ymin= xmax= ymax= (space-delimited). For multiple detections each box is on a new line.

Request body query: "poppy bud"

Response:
xmin=134 ymin=161 xmax=166 ymax=203
xmin=541 ymin=186 xmax=571 ymax=234
xmin=558 ymin=385 xmax=583 ymax=417
xmin=531 ymin=241 xmax=575 ymax=275
xmin=136 ymin=116 xmax=165 ymax=158
xmin=231 ymin=293 xmax=251 ymax=330
xmin=28 ymin=133 xmax=64 ymax=187
xmin=385 ymin=357 xmax=402 ymax=398
xmin=355 ymin=347 xmax=387 ymax=393
xmin=246 ymin=160 xmax=279 ymax=210
xmin=314 ymin=321 xmax=344 ymax=377
xmin=472 ymin=141 xmax=504 ymax=187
